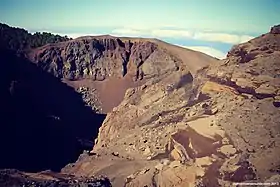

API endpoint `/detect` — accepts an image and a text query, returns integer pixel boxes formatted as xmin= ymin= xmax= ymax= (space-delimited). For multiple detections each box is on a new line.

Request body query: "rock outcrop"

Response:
xmin=2 ymin=23 xmax=280 ymax=186
xmin=270 ymin=24 xmax=280 ymax=34
xmin=28 ymin=37 xmax=178 ymax=81
xmin=0 ymin=169 xmax=111 ymax=187
xmin=63 ymin=25 xmax=280 ymax=186
xmin=27 ymin=35 xmax=217 ymax=113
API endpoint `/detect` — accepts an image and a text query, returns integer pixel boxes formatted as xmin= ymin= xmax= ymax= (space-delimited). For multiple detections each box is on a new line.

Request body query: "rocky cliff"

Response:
xmin=0 ymin=23 xmax=218 ymax=186
xmin=27 ymin=35 xmax=217 ymax=113
xmin=28 ymin=36 xmax=215 ymax=81
xmin=63 ymin=25 xmax=280 ymax=186
xmin=28 ymin=37 xmax=174 ymax=81
xmin=1 ymin=23 xmax=280 ymax=187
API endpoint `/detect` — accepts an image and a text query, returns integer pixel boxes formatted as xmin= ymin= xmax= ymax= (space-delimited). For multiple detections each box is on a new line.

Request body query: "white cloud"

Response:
xmin=239 ymin=35 xmax=255 ymax=43
xmin=110 ymin=27 xmax=254 ymax=44
xmin=111 ymin=28 xmax=148 ymax=37
xmin=150 ymin=29 xmax=193 ymax=38
xmin=112 ymin=28 xmax=193 ymax=38
xmin=177 ymin=45 xmax=227 ymax=59
xmin=193 ymin=32 xmax=254 ymax=44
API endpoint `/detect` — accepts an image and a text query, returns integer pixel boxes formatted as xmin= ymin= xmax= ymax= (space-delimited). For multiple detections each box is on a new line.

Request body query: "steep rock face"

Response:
xmin=202 ymin=28 xmax=280 ymax=182
xmin=28 ymin=37 xmax=180 ymax=81
xmin=200 ymin=27 xmax=280 ymax=182
xmin=64 ymin=26 xmax=280 ymax=186
xmin=1 ymin=24 xmax=221 ymax=185
xmin=27 ymin=36 xmax=217 ymax=113
xmin=208 ymin=28 xmax=280 ymax=100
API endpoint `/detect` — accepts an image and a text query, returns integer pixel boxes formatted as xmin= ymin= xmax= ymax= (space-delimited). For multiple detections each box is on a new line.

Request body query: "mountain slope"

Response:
xmin=63 ymin=25 xmax=280 ymax=186
xmin=0 ymin=23 xmax=218 ymax=186
xmin=1 ymin=23 xmax=279 ymax=187
xmin=26 ymin=35 xmax=218 ymax=113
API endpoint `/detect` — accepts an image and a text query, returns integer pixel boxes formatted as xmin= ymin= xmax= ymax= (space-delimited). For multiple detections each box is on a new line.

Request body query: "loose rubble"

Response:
xmin=77 ymin=86 xmax=103 ymax=113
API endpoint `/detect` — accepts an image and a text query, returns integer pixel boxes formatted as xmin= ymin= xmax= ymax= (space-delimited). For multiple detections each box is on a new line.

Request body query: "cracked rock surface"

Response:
xmin=62 ymin=26 xmax=280 ymax=187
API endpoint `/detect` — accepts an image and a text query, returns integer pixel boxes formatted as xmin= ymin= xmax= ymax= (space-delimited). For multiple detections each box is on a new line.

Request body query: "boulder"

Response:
xmin=201 ymin=81 xmax=239 ymax=96
xmin=255 ymin=83 xmax=277 ymax=96
xmin=219 ymin=154 xmax=257 ymax=182
xmin=270 ymin=25 xmax=280 ymax=34
xmin=195 ymin=156 xmax=215 ymax=167
xmin=218 ymin=145 xmax=237 ymax=157
xmin=169 ymin=125 xmax=224 ymax=160
xmin=156 ymin=165 xmax=203 ymax=187
xmin=188 ymin=116 xmax=225 ymax=141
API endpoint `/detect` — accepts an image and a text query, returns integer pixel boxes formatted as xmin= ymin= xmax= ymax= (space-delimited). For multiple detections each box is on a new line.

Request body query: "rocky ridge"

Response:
xmin=28 ymin=37 xmax=180 ymax=81
xmin=0 ymin=23 xmax=218 ymax=186
xmin=27 ymin=35 xmax=217 ymax=113
xmin=63 ymin=25 xmax=280 ymax=186
xmin=0 ymin=169 xmax=111 ymax=187
xmin=1 ymin=23 xmax=280 ymax=186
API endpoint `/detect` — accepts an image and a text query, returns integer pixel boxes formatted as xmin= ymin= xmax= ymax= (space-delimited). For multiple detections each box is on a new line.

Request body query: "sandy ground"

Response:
xmin=63 ymin=75 xmax=145 ymax=113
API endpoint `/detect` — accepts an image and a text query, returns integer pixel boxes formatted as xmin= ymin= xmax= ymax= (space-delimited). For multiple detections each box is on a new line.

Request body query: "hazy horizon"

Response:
xmin=1 ymin=0 xmax=279 ymax=59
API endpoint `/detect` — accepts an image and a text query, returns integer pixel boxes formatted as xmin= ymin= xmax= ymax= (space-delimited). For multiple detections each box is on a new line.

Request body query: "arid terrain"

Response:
xmin=0 ymin=23 xmax=280 ymax=186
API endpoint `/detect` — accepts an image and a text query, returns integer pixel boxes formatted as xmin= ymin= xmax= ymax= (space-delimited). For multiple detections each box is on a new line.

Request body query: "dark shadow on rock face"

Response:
xmin=175 ymin=73 xmax=193 ymax=90
xmin=0 ymin=48 xmax=106 ymax=172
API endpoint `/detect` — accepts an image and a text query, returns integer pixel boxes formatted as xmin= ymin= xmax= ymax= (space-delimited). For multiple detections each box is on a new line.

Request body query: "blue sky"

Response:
xmin=1 ymin=0 xmax=279 ymax=59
